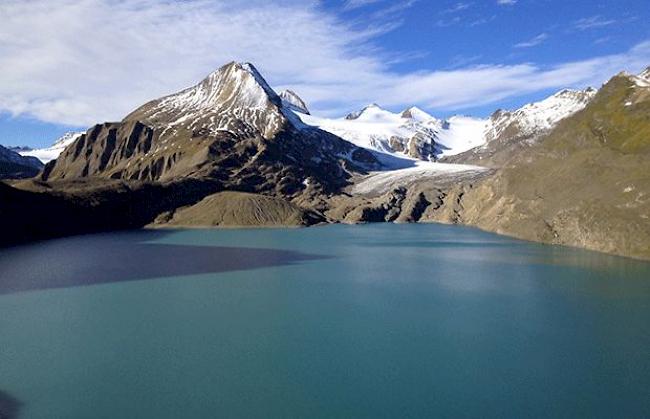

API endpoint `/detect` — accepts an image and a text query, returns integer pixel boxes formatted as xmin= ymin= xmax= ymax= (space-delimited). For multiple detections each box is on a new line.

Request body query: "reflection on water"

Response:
xmin=0 ymin=230 xmax=324 ymax=295
xmin=0 ymin=224 xmax=649 ymax=418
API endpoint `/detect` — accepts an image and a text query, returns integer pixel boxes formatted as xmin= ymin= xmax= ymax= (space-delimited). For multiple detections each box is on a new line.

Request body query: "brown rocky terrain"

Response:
xmin=152 ymin=191 xmax=324 ymax=227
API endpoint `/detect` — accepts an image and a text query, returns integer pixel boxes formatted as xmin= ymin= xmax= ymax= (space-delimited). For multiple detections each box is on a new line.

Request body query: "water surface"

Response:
xmin=1 ymin=224 xmax=649 ymax=418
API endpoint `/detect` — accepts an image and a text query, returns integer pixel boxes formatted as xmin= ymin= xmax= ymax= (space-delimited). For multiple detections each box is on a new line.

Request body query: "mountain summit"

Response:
xmin=41 ymin=62 xmax=378 ymax=195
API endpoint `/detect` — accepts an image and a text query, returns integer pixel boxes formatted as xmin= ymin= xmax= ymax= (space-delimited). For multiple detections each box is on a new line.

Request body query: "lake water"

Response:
xmin=1 ymin=224 xmax=649 ymax=418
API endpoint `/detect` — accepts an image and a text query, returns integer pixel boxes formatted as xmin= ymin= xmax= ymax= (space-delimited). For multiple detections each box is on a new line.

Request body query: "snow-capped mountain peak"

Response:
xmin=484 ymin=86 xmax=596 ymax=143
xmin=279 ymin=89 xmax=310 ymax=114
xmin=345 ymin=103 xmax=387 ymax=120
xmin=125 ymin=61 xmax=297 ymax=140
xmin=157 ymin=61 xmax=281 ymax=113
xmin=297 ymin=85 xmax=598 ymax=163
xmin=300 ymin=100 xmax=486 ymax=161
xmin=400 ymin=106 xmax=434 ymax=121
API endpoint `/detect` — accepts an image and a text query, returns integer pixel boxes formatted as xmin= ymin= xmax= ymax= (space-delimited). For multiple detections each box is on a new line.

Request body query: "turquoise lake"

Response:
xmin=0 ymin=224 xmax=649 ymax=418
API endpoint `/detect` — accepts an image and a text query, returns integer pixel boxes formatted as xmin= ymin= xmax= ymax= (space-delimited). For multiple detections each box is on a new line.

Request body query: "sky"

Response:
xmin=0 ymin=0 xmax=649 ymax=148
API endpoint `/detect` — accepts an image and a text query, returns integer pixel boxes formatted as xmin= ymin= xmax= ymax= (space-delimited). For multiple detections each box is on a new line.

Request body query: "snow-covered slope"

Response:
xmin=300 ymin=104 xmax=488 ymax=161
xmin=640 ymin=66 xmax=650 ymax=81
xmin=483 ymin=88 xmax=597 ymax=144
xmin=19 ymin=132 xmax=84 ymax=163
xmin=298 ymin=86 xmax=596 ymax=164
xmin=631 ymin=71 xmax=650 ymax=87
xmin=124 ymin=61 xmax=307 ymax=141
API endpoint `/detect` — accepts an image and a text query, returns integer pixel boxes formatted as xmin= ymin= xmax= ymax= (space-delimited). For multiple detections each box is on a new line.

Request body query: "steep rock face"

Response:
xmin=42 ymin=121 xmax=155 ymax=180
xmin=40 ymin=62 xmax=378 ymax=195
xmin=0 ymin=145 xmax=44 ymax=179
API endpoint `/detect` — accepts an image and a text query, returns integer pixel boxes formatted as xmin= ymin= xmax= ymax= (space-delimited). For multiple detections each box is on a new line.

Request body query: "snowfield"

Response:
xmin=300 ymin=105 xmax=489 ymax=160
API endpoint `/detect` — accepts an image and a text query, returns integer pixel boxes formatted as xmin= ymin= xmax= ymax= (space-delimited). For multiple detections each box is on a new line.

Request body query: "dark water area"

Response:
xmin=0 ymin=390 xmax=22 ymax=419
xmin=0 ymin=230 xmax=323 ymax=295
xmin=1 ymin=224 xmax=649 ymax=418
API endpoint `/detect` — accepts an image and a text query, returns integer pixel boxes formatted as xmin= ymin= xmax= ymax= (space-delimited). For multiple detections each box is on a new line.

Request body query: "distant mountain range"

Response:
xmin=299 ymin=85 xmax=594 ymax=162
xmin=0 ymin=145 xmax=43 ymax=179
xmin=4 ymin=69 xmax=600 ymax=167
xmin=1 ymin=62 xmax=649 ymax=260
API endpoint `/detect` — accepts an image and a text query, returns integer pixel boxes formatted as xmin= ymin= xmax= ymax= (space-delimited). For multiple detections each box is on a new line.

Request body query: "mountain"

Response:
xmin=334 ymin=69 xmax=649 ymax=260
xmin=4 ymin=63 xmax=650 ymax=261
xmin=444 ymin=87 xmax=597 ymax=166
xmin=9 ymin=146 xmax=33 ymax=153
xmin=41 ymin=62 xmax=378 ymax=196
xmin=301 ymin=104 xmax=488 ymax=161
xmin=300 ymin=86 xmax=594 ymax=164
xmin=279 ymin=90 xmax=310 ymax=114
xmin=449 ymin=69 xmax=650 ymax=259
xmin=0 ymin=145 xmax=44 ymax=179
xmin=19 ymin=132 xmax=84 ymax=164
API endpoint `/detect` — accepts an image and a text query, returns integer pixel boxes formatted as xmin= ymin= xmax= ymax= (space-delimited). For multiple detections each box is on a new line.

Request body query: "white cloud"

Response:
xmin=514 ymin=33 xmax=549 ymax=48
xmin=497 ymin=0 xmax=517 ymax=5
xmin=442 ymin=2 xmax=472 ymax=14
xmin=0 ymin=0 xmax=649 ymax=126
xmin=343 ymin=0 xmax=383 ymax=10
xmin=574 ymin=16 xmax=618 ymax=30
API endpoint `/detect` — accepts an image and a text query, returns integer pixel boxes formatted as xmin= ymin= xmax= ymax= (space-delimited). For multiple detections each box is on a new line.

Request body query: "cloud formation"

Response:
xmin=514 ymin=33 xmax=549 ymax=48
xmin=574 ymin=15 xmax=618 ymax=30
xmin=0 ymin=0 xmax=649 ymax=126
xmin=343 ymin=0 xmax=383 ymax=11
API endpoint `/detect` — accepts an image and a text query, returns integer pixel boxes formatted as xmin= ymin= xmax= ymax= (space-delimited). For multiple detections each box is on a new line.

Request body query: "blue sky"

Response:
xmin=1 ymin=0 xmax=649 ymax=148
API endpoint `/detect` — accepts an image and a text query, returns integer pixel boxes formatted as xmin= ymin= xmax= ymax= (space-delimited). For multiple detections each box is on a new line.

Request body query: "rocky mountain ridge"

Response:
xmin=40 ymin=62 xmax=379 ymax=197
